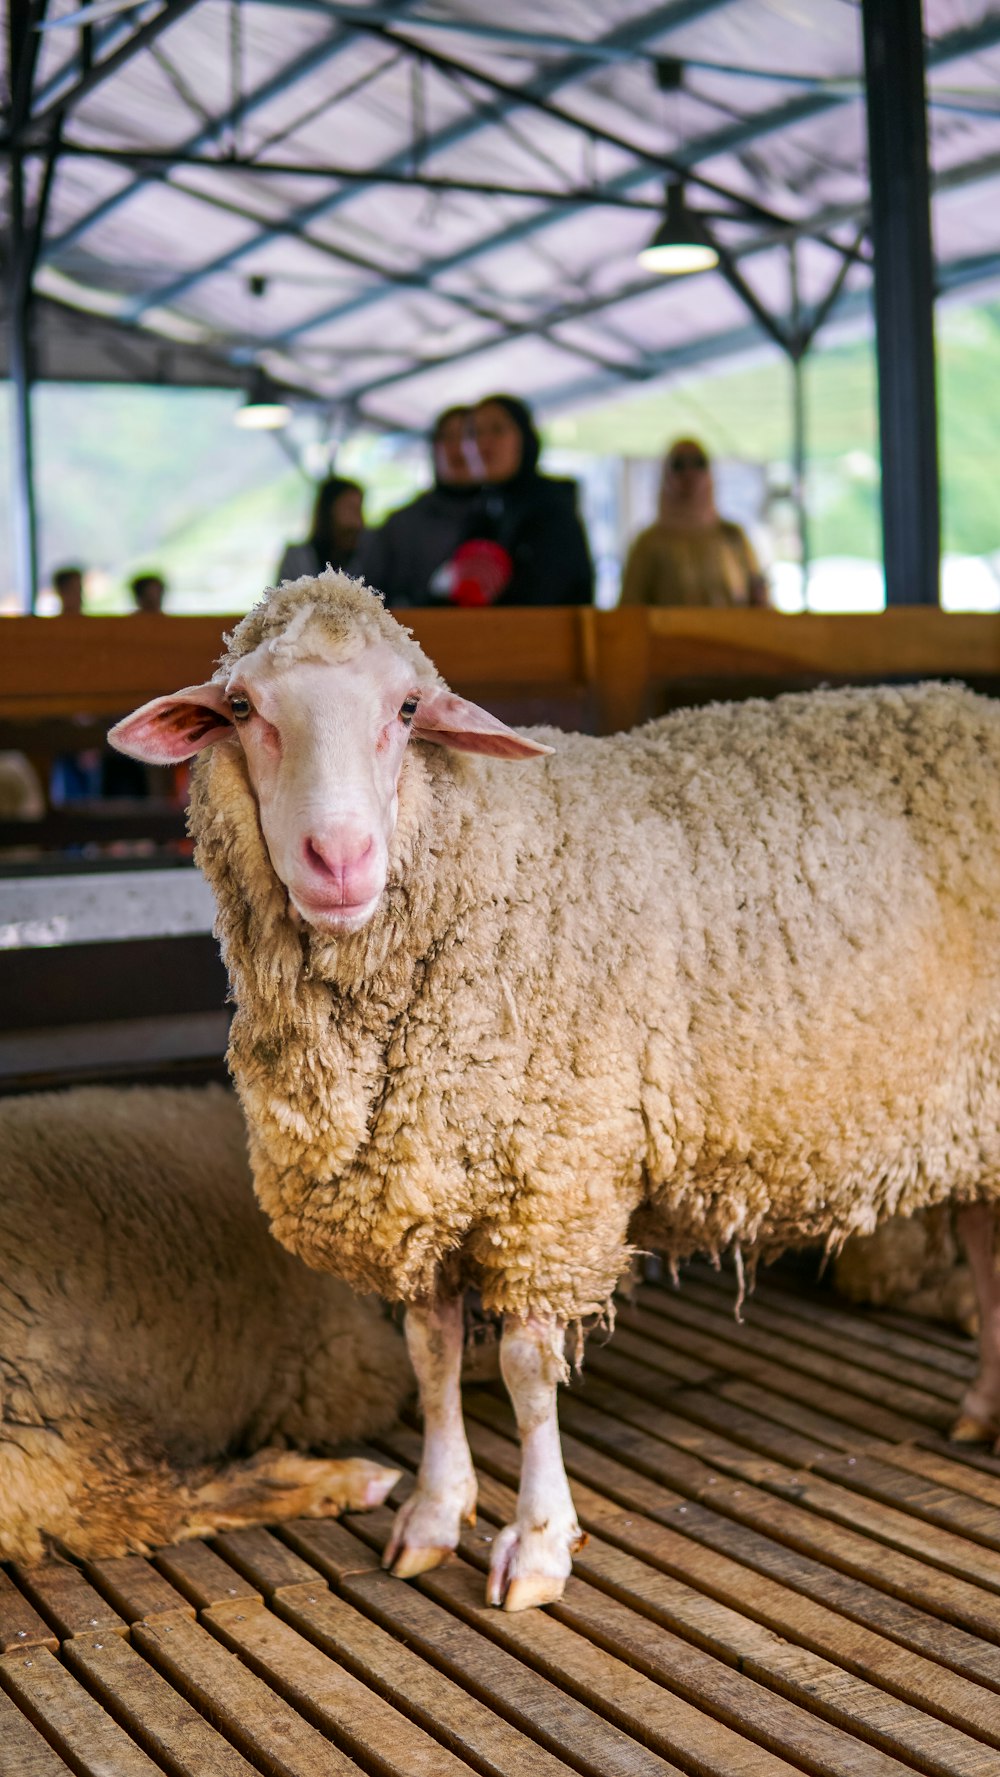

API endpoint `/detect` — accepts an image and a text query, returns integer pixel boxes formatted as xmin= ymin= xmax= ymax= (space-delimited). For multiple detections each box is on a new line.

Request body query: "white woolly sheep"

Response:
xmin=111 ymin=571 xmax=1000 ymax=1611
xmin=0 ymin=1083 xmax=406 ymax=1563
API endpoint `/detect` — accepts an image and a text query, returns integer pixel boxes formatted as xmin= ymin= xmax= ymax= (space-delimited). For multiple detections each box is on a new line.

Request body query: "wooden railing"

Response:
xmin=4 ymin=606 xmax=1000 ymax=738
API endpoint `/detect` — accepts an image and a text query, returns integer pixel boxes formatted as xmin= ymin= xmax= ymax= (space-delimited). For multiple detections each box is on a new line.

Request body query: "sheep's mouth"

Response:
xmin=290 ymin=891 xmax=381 ymax=933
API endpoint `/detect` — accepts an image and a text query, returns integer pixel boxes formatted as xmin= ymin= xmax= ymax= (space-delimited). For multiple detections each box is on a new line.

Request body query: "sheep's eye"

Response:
xmin=399 ymin=694 xmax=420 ymax=725
xmin=229 ymin=694 xmax=252 ymax=722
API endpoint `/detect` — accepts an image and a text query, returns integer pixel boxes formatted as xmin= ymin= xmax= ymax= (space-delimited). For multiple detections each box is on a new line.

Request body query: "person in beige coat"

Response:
xmin=621 ymin=438 xmax=767 ymax=608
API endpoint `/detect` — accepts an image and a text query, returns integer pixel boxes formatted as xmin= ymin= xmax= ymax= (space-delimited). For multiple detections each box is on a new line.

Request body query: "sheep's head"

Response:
xmin=109 ymin=572 xmax=550 ymax=933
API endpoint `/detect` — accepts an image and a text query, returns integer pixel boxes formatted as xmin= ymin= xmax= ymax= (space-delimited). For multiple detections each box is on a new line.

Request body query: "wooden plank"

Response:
xmin=0 ymin=1571 xmax=58 ymax=1655
xmin=577 ymin=1372 xmax=1000 ymax=1595
xmin=63 ymin=1631 xmax=258 ymax=1777
xmin=711 ymin=1377 xmax=893 ymax=1455
xmin=0 ymin=609 xmax=589 ymax=720
xmin=0 ymin=1646 xmax=163 ymax=1775
xmin=590 ymin=1359 xmax=842 ymax=1470
xmin=631 ymin=1290 xmax=956 ymax=1428
xmin=274 ymin=1576 xmax=582 ymax=1777
xmin=84 ymin=1554 xmax=197 ymax=1626
xmin=665 ymin=1381 xmax=866 ymax=1466
xmin=133 ymin=1613 xmax=360 ymax=1776
xmin=589 ymin=1324 xmax=719 ymax=1388
xmin=687 ymin=1263 xmax=978 ymax=1381
xmin=879 ymin=1442 xmax=1000 ymax=1511
xmin=461 ymin=1390 xmax=1000 ymax=1691
xmin=554 ymin=1389 xmax=1000 ymax=1643
xmin=0 ymin=1685 xmax=73 ymax=1776
xmin=645 ymin=605 xmax=1000 ymax=682
xmin=284 ymin=1518 xmax=685 ymax=1777
xmin=12 ymin=1560 xmax=129 ymax=1641
xmin=211 ymin=1528 xmax=326 ymax=1597
xmin=867 ymin=1307 xmax=981 ymax=1354
xmin=455 ymin=1412 xmax=1000 ymax=1766
xmin=343 ymin=1502 xmax=832 ymax=1777
xmin=7 ymin=608 xmax=1000 ymax=723
xmin=605 ymin=1307 xmax=933 ymax=1442
xmin=814 ymin=1451 xmax=1000 ymax=1552
xmin=207 ymin=1597 xmax=479 ymax=1777
xmin=673 ymin=1276 xmax=967 ymax=1403
xmin=153 ymin=1540 xmax=262 ymax=1611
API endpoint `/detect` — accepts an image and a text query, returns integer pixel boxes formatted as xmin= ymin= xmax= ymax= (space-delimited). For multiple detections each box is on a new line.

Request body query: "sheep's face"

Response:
xmin=109 ymin=632 xmax=550 ymax=934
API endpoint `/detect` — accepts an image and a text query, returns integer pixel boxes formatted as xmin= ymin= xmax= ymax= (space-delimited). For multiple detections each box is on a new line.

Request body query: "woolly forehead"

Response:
xmin=220 ymin=575 xmax=436 ymax=686
xmin=223 ymin=601 xmax=439 ymax=701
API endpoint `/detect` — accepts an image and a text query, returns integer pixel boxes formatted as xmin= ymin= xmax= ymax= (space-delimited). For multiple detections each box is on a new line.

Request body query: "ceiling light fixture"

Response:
xmin=234 ymin=367 xmax=291 ymax=431
xmin=638 ymin=181 xmax=719 ymax=276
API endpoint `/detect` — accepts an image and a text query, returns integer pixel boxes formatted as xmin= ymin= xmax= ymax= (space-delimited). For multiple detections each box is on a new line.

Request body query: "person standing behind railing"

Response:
xmin=359 ymin=406 xmax=482 ymax=608
xmin=621 ymin=439 xmax=767 ymax=608
xmin=439 ymin=395 xmax=592 ymax=608
xmin=277 ymin=476 xmax=365 ymax=582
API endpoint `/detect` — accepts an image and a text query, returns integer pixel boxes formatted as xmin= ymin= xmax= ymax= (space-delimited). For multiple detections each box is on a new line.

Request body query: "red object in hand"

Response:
xmin=448 ymin=539 xmax=513 ymax=606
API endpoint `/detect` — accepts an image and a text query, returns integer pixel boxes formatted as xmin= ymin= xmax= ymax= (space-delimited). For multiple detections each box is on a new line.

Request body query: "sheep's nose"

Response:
xmin=304 ymin=830 xmax=374 ymax=880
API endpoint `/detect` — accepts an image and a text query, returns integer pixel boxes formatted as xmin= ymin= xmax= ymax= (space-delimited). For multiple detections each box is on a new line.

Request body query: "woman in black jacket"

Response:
xmin=453 ymin=394 xmax=593 ymax=607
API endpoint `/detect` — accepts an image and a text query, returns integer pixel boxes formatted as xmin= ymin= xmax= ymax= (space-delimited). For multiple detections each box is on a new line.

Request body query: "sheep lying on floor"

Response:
xmin=111 ymin=571 xmax=1000 ymax=1610
xmin=0 ymin=1084 xmax=408 ymax=1563
xmin=835 ymin=1207 xmax=981 ymax=1335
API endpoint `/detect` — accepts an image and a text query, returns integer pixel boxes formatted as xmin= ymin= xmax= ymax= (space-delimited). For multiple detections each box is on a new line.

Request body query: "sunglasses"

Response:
xmin=668 ymin=452 xmax=708 ymax=472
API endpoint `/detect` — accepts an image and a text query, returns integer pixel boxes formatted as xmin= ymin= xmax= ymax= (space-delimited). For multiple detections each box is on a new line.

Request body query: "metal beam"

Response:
xmin=28 ymin=0 xmax=203 ymax=139
xmin=862 ymin=0 xmax=939 ymax=606
xmin=427 ymin=234 xmax=1000 ymax=432
xmin=40 ymin=0 xmax=424 ymax=259
xmin=245 ymin=10 xmax=1000 ymax=356
xmin=40 ymin=141 xmax=666 ymax=210
xmin=117 ymin=0 xmax=734 ymax=320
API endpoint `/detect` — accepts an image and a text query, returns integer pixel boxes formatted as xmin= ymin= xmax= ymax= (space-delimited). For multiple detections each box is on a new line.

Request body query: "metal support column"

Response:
xmin=8 ymin=152 xmax=40 ymax=613
xmin=788 ymin=243 xmax=810 ymax=608
xmin=6 ymin=0 xmax=46 ymax=612
xmin=862 ymin=0 xmax=940 ymax=606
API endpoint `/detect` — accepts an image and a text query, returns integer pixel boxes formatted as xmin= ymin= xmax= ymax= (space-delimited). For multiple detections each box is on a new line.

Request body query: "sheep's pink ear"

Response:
xmin=108 ymin=682 xmax=234 ymax=764
xmin=412 ymin=687 xmax=553 ymax=759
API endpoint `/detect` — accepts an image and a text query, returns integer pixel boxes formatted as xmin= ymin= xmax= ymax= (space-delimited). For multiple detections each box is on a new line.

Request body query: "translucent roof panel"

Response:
xmin=2 ymin=0 xmax=1000 ymax=426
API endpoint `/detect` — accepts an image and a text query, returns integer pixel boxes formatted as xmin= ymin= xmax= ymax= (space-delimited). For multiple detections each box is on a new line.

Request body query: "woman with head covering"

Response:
xmin=441 ymin=394 xmax=592 ymax=607
xmin=277 ymin=475 xmax=365 ymax=582
xmin=620 ymin=439 xmax=766 ymax=608
xmin=358 ymin=406 xmax=482 ymax=608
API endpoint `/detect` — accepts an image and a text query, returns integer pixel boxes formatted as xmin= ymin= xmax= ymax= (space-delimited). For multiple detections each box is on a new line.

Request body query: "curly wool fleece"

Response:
xmin=191 ymin=573 xmax=1000 ymax=1324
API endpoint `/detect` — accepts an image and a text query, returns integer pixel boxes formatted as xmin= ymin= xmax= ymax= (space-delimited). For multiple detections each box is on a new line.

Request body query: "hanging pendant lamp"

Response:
xmin=233 ymin=367 xmax=292 ymax=431
xmin=638 ymin=182 xmax=719 ymax=275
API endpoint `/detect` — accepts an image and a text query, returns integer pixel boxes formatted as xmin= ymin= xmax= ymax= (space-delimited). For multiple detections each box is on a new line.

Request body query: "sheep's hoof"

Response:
xmin=389 ymin=1544 xmax=454 ymax=1579
xmin=486 ymin=1519 xmax=585 ymax=1611
xmin=501 ymin=1573 xmax=568 ymax=1613
xmin=383 ymin=1474 xmax=477 ymax=1580
xmin=949 ymin=1412 xmax=1000 ymax=1445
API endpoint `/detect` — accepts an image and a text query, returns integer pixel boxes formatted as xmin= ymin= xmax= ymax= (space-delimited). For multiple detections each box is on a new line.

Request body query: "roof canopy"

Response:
xmin=3 ymin=0 xmax=1000 ymax=428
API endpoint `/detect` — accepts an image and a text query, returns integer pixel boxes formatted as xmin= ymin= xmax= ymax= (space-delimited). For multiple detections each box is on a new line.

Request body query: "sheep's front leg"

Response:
xmin=487 ymin=1314 xmax=585 ymax=1612
xmin=952 ymin=1202 xmax=1000 ymax=1449
xmin=383 ymin=1296 xmax=477 ymax=1578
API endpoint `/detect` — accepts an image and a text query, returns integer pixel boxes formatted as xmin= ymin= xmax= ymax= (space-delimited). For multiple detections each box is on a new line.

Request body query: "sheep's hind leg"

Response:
xmin=174 ymin=1449 xmax=401 ymax=1540
xmin=384 ymin=1296 xmax=477 ymax=1578
xmin=487 ymin=1314 xmax=585 ymax=1612
xmin=951 ymin=1202 xmax=1000 ymax=1449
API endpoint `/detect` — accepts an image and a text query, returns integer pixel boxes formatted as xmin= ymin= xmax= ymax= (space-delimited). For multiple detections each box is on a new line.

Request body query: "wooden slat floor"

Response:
xmin=3 ymin=1264 xmax=1000 ymax=1777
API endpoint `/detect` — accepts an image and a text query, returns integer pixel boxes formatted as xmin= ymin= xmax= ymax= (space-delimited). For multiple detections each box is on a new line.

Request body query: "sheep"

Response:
xmin=0 ymin=1082 xmax=407 ymax=1564
xmin=110 ymin=569 xmax=1000 ymax=1611
xmin=834 ymin=1207 xmax=980 ymax=1335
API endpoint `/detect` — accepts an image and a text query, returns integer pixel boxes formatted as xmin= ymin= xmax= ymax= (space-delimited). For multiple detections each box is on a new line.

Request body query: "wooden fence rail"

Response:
xmin=4 ymin=607 xmax=1000 ymax=736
